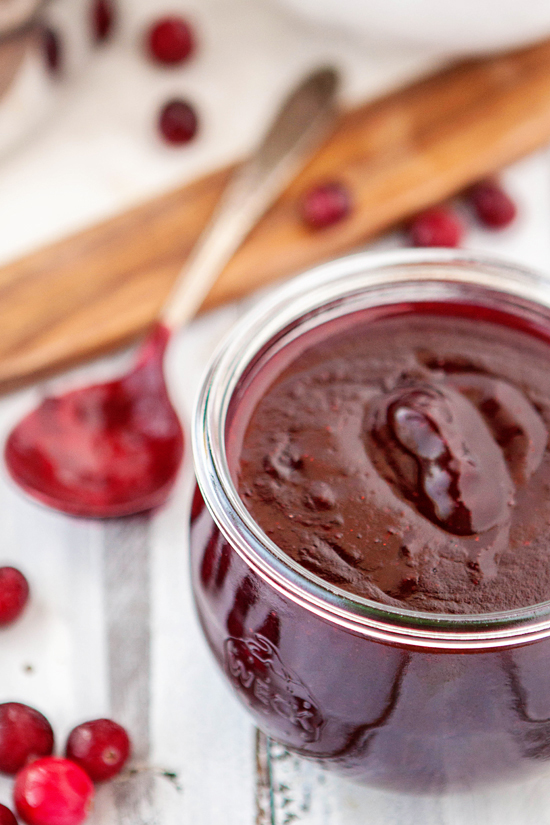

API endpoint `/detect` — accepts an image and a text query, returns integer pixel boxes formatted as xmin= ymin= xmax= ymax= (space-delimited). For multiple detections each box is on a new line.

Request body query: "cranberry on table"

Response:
xmin=158 ymin=99 xmax=198 ymax=145
xmin=91 ymin=0 xmax=116 ymax=43
xmin=0 ymin=703 xmax=54 ymax=775
xmin=300 ymin=181 xmax=351 ymax=229
xmin=466 ymin=179 xmax=517 ymax=229
xmin=14 ymin=758 xmax=94 ymax=825
xmin=0 ymin=566 xmax=29 ymax=626
xmin=0 ymin=805 xmax=17 ymax=825
xmin=147 ymin=16 xmax=195 ymax=65
xmin=66 ymin=719 xmax=130 ymax=782
xmin=408 ymin=206 xmax=463 ymax=247
xmin=42 ymin=28 xmax=62 ymax=75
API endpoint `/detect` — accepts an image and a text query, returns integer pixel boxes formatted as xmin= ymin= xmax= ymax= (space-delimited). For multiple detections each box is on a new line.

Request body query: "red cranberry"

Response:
xmin=0 ymin=567 xmax=29 ymax=626
xmin=42 ymin=28 xmax=61 ymax=75
xmin=66 ymin=719 xmax=130 ymax=782
xmin=14 ymin=758 xmax=94 ymax=825
xmin=0 ymin=805 xmax=17 ymax=825
xmin=147 ymin=16 xmax=195 ymax=65
xmin=0 ymin=703 xmax=54 ymax=775
xmin=466 ymin=179 xmax=517 ymax=229
xmin=408 ymin=206 xmax=463 ymax=247
xmin=158 ymin=99 xmax=198 ymax=145
xmin=300 ymin=181 xmax=351 ymax=229
xmin=92 ymin=0 xmax=115 ymax=43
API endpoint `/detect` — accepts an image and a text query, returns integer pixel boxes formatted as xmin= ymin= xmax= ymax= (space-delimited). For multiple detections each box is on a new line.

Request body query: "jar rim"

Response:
xmin=192 ymin=248 xmax=550 ymax=649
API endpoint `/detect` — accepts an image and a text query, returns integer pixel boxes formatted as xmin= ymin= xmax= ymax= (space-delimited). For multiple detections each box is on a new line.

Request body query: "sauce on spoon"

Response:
xmin=5 ymin=324 xmax=182 ymax=517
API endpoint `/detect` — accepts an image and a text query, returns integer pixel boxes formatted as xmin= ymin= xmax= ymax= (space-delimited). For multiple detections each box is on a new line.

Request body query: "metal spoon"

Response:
xmin=5 ymin=66 xmax=339 ymax=518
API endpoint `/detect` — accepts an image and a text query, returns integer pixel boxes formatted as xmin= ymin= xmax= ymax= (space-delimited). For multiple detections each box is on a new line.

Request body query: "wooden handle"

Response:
xmin=3 ymin=39 xmax=550 ymax=392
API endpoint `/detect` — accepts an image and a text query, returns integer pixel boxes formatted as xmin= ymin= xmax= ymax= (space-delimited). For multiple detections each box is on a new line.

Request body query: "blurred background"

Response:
xmin=0 ymin=0 xmax=440 ymax=264
xmin=2 ymin=0 xmax=550 ymax=280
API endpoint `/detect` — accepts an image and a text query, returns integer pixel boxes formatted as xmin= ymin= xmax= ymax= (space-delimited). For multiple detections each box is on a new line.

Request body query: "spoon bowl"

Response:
xmin=5 ymin=324 xmax=183 ymax=517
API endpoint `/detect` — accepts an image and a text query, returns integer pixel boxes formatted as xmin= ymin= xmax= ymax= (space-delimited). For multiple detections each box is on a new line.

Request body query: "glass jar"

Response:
xmin=191 ymin=248 xmax=550 ymax=792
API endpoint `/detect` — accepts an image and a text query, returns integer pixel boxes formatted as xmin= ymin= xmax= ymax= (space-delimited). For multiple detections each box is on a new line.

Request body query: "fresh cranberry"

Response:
xmin=0 ymin=567 xmax=29 ymax=626
xmin=466 ymin=179 xmax=517 ymax=229
xmin=14 ymin=758 xmax=94 ymax=825
xmin=147 ymin=16 xmax=195 ymax=65
xmin=43 ymin=28 xmax=61 ymax=74
xmin=0 ymin=703 xmax=54 ymax=774
xmin=92 ymin=0 xmax=115 ymax=42
xmin=300 ymin=181 xmax=351 ymax=229
xmin=158 ymin=99 xmax=198 ymax=145
xmin=408 ymin=206 xmax=463 ymax=247
xmin=0 ymin=805 xmax=17 ymax=825
xmin=66 ymin=719 xmax=130 ymax=782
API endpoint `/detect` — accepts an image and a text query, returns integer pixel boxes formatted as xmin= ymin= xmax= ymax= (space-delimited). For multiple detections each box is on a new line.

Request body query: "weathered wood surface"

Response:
xmin=4 ymin=39 xmax=550 ymax=390
xmin=265 ymin=737 xmax=550 ymax=825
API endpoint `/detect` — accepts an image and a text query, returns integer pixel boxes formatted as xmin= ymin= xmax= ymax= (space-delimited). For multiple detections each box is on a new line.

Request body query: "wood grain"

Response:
xmin=3 ymin=39 xmax=550 ymax=392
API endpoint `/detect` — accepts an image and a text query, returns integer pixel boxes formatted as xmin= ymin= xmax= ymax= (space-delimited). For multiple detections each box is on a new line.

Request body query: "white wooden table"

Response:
xmin=2 ymin=1 xmax=550 ymax=821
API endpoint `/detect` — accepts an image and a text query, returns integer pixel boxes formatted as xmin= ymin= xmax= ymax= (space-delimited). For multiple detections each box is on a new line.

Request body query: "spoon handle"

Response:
xmin=161 ymin=66 xmax=339 ymax=330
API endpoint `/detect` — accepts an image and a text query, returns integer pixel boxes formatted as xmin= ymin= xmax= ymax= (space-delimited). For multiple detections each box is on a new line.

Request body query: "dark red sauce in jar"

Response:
xmin=236 ymin=304 xmax=550 ymax=614
xmin=190 ymin=252 xmax=550 ymax=791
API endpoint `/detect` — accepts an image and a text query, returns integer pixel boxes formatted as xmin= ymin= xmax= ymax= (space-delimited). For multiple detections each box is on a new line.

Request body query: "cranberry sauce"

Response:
xmin=190 ymin=298 xmax=550 ymax=790
xmin=235 ymin=303 xmax=550 ymax=614
xmin=5 ymin=324 xmax=183 ymax=517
